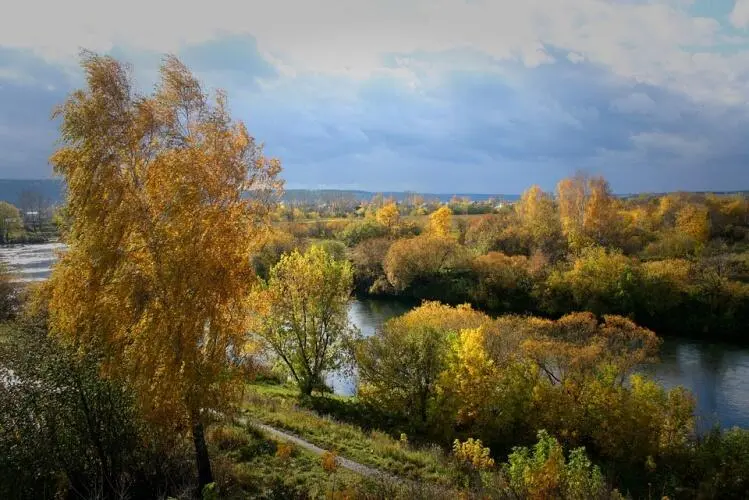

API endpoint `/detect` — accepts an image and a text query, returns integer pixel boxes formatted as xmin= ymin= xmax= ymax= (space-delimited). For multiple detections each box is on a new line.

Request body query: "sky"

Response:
xmin=1 ymin=0 xmax=749 ymax=194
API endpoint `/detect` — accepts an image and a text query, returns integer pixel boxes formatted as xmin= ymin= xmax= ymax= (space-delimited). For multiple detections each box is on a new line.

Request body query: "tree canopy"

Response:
xmin=46 ymin=51 xmax=282 ymax=489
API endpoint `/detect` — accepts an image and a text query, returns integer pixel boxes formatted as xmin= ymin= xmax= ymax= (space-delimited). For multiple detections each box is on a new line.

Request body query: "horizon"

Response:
xmin=1 ymin=177 xmax=748 ymax=200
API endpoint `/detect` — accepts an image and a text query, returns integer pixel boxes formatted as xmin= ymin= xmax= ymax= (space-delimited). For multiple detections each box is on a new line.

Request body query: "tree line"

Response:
xmin=260 ymin=178 xmax=749 ymax=339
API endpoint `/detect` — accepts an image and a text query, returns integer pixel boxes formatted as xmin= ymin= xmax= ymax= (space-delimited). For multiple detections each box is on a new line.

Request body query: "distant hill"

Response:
xmin=0 ymin=179 xmax=66 ymax=206
xmin=0 ymin=180 xmax=517 ymax=206
xmin=282 ymin=189 xmax=519 ymax=204
xmin=2 ymin=179 xmax=746 ymax=207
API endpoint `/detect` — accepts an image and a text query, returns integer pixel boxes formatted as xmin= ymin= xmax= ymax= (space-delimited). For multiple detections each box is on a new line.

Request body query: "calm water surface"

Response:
xmin=3 ymin=244 xmax=748 ymax=429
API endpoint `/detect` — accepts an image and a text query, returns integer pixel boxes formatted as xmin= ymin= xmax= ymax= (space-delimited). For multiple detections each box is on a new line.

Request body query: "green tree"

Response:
xmin=0 ymin=201 xmax=22 ymax=243
xmin=384 ymin=235 xmax=470 ymax=292
xmin=338 ymin=218 xmax=388 ymax=246
xmin=0 ymin=263 xmax=16 ymax=321
xmin=252 ymin=245 xmax=354 ymax=395
xmin=0 ymin=296 xmax=190 ymax=499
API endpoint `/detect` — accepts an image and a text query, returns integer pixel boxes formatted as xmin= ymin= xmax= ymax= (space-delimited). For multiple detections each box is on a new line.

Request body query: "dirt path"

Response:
xmin=250 ymin=421 xmax=403 ymax=483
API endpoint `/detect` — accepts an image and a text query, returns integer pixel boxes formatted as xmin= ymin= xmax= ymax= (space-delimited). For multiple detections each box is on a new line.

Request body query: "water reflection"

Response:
xmin=326 ymin=298 xmax=411 ymax=396
xmin=643 ymin=339 xmax=749 ymax=430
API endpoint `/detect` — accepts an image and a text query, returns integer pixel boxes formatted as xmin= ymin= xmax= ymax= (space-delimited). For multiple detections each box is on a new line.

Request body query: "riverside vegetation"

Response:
xmin=0 ymin=52 xmax=748 ymax=500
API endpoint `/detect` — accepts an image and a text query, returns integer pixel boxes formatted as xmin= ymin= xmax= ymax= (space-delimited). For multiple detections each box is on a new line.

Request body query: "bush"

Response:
xmin=321 ymin=451 xmax=339 ymax=473
xmin=503 ymin=430 xmax=609 ymax=500
xmin=0 ymin=264 xmax=18 ymax=321
xmin=356 ymin=302 xmax=491 ymax=432
xmin=209 ymin=425 xmax=252 ymax=451
xmin=692 ymin=427 xmax=749 ymax=499
xmin=351 ymin=237 xmax=393 ymax=294
xmin=452 ymin=438 xmax=495 ymax=471
xmin=311 ymin=239 xmax=347 ymax=261
xmin=338 ymin=219 xmax=389 ymax=246
xmin=543 ymin=246 xmax=642 ymax=317
xmin=0 ymin=315 xmax=194 ymax=499
xmin=470 ymin=252 xmax=536 ymax=312
xmin=384 ymin=235 xmax=472 ymax=300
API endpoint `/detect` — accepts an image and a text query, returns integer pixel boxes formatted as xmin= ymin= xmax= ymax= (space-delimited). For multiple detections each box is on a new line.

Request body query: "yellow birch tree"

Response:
xmin=46 ymin=52 xmax=282 ymax=490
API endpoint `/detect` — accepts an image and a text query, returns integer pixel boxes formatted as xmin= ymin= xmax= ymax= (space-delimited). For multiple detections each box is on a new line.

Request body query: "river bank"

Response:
xmin=3 ymin=244 xmax=749 ymax=430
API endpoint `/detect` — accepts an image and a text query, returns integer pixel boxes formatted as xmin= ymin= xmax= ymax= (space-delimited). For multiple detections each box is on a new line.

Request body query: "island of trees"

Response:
xmin=1 ymin=52 xmax=748 ymax=500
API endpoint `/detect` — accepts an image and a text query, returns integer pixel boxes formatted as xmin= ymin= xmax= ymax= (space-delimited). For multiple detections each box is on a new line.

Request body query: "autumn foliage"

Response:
xmin=45 ymin=52 xmax=281 ymax=489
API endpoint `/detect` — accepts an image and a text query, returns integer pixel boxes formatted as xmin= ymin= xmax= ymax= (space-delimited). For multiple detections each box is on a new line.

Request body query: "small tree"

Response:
xmin=356 ymin=302 xmax=489 ymax=426
xmin=375 ymin=201 xmax=400 ymax=234
xmin=503 ymin=430 xmax=607 ymax=499
xmin=0 ymin=201 xmax=22 ymax=243
xmin=0 ymin=263 xmax=17 ymax=321
xmin=428 ymin=205 xmax=453 ymax=238
xmin=252 ymin=245 xmax=354 ymax=395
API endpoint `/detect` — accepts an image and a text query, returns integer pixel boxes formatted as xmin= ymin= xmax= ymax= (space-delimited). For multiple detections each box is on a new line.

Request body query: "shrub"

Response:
xmin=275 ymin=442 xmax=295 ymax=461
xmin=452 ymin=438 xmax=495 ymax=471
xmin=338 ymin=219 xmax=388 ymax=246
xmin=384 ymin=235 xmax=471 ymax=294
xmin=311 ymin=239 xmax=347 ymax=261
xmin=356 ymin=302 xmax=490 ymax=430
xmin=0 ymin=263 xmax=18 ymax=321
xmin=209 ymin=426 xmax=251 ymax=451
xmin=351 ymin=237 xmax=393 ymax=294
xmin=471 ymin=252 xmax=536 ymax=312
xmin=692 ymin=427 xmax=749 ymax=499
xmin=503 ymin=430 xmax=607 ymax=500
xmin=0 ymin=314 xmax=194 ymax=499
xmin=544 ymin=246 xmax=642 ymax=316
xmin=321 ymin=451 xmax=339 ymax=474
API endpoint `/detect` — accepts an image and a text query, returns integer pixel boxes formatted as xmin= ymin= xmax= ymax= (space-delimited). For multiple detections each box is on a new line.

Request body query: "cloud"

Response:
xmin=731 ymin=0 xmax=749 ymax=28
xmin=1 ymin=1 xmax=749 ymax=193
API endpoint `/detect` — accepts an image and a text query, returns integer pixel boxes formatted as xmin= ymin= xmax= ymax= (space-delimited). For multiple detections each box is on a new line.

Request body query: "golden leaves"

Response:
xmin=374 ymin=201 xmax=400 ymax=232
xmin=47 ymin=52 xmax=281 ymax=430
xmin=453 ymin=438 xmax=495 ymax=470
xmin=428 ymin=205 xmax=453 ymax=238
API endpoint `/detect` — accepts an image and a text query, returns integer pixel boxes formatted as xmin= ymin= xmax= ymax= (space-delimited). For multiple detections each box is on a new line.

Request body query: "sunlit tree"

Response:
xmin=47 ymin=52 xmax=282 ymax=489
xmin=676 ymin=204 xmax=711 ymax=244
xmin=428 ymin=205 xmax=453 ymax=238
xmin=356 ymin=301 xmax=489 ymax=425
xmin=557 ymin=174 xmax=589 ymax=250
xmin=252 ymin=245 xmax=354 ymax=396
xmin=516 ymin=185 xmax=562 ymax=254
xmin=375 ymin=201 xmax=401 ymax=234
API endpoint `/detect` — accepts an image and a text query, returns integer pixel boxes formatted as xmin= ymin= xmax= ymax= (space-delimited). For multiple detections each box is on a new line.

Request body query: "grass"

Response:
xmin=241 ymin=382 xmax=463 ymax=488
xmin=207 ymin=422 xmax=363 ymax=499
xmin=207 ymin=419 xmax=458 ymax=500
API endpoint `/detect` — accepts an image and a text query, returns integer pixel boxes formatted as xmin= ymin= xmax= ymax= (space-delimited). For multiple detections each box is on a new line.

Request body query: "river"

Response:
xmin=3 ymin=243 xmax=749 ymax=430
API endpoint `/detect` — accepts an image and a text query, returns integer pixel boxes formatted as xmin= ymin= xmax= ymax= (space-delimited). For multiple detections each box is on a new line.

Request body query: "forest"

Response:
xmin=264 ymin=177 xmax=749 ymax=339
xmin=1 ymin=53 xmax=748 ymax=500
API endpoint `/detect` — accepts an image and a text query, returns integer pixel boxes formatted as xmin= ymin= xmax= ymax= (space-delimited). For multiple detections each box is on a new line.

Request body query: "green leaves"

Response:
xmin=253 ymin=245 xmax=354 ymax=395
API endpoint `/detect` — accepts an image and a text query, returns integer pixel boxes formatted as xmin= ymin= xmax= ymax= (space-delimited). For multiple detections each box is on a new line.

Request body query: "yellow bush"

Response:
xmin=452 ymin=438 xmax=495 ymax=470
